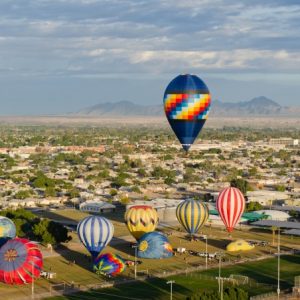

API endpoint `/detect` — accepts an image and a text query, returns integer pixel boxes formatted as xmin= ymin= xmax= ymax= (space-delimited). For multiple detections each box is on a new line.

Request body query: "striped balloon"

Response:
xmin=77 ymin=216 xmax=114 ymax=259
xmin=216 ymin=187 xmax=245 ymax=233
xmin=176 ymin=199 xmax=209 ymax=236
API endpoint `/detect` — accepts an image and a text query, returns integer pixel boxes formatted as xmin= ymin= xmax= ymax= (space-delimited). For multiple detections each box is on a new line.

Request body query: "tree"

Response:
xmin=45 ymin=187 xmax=56 ymax=197
xmin=14 ymin=189 xmax=33 ymax=199
xmin=33 ymin=219 xmax=69 ymax=245
xmin=246 ymin=201 xmax=262 ymax=212
xmin=110 ymin=189 xmax=118 ymax=196
xmin=230 ymin=178 xmax=249 ymax=195
xmin=275 ymin=185 xmax=285 ymax=192
xmin=248 ymin=167 xmax=258 ymax=177
xmin=32 ymin=171 xmax=55 ymax=188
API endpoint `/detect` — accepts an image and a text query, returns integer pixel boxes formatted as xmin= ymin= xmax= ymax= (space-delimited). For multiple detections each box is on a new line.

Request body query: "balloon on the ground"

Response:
xmin=0 ymin=216 xmax=16 ymax=246
xmin=216 ymin=187 xmax=245 ymax=233
xmin=77 ymin=216 xmax=114 ymax=259
xmin=93 ymin=253 xmax=126 ymax=276
xmin=0 ymin=238 xmax=43 ymax=284
xmin=0 ymin=216 xmax=16 ymax=238
xmin=137 ymin=232 xmax=173 ymax=259
xmin=226 ymin=239 xmax=254 ymax=252
xmin=163 ymin=74 xmax=211 ymax=151
xmin=176 ymin=199 xmax=209 ymax=236
xmin=125 ymin=205 xmax=159 ymax=240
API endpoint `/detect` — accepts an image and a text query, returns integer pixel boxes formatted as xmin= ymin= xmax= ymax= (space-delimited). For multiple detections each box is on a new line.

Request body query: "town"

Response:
xmin=0 ymin=124 xmax=299 ymax=299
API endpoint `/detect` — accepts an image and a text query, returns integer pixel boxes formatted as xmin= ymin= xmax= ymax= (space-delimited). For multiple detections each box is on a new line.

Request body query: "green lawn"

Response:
xmin=46 ymin=255 xmax=300 ymax=300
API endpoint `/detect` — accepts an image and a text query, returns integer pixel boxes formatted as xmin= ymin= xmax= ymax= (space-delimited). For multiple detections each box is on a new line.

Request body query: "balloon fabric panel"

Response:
xmin=164 ymin=94 xmax=211 ymax=120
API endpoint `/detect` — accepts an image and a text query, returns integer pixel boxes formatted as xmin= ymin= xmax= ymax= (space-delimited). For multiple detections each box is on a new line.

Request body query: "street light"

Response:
xmin=167 ymin=280 xmax=175 ymax=300
xmin=218 ymin=252 xmax=222 ymax=293
xmin=132 ymin=245 xmax=138 ymax=279
xmin=277 ymin=227 xmax=281 ymax=300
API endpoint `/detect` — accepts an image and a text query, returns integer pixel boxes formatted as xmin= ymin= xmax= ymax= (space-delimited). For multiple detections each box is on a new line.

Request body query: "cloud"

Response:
xmin=0 ymin=0 xmax=299 ymax=79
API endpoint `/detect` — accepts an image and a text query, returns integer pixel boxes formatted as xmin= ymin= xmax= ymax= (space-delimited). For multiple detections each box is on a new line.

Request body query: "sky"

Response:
xmin=0 ymin=0 xmax=299 ymax=115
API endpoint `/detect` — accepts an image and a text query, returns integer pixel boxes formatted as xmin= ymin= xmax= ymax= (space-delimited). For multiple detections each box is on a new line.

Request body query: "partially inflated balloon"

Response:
xmin=176 ymin=199 xmax=209 ymax=236
xmin=216 ymin=187 xmax=245 ymax=233
xmin=77 ymin=216 xmax=114 ymax=259
xmin=124 ymin=205 xmax=158 ymax=240
xmin=138 ymin=232 xmax=173 ymax=259
xmin=164 ymin=74 xmax=211 ymax=151
xmin=93 ymin=253 xmax=126 ymax=276
xmin=0 ymin=217 xmax=16 ymax=247
xmin=0 ymin=238 xmax=43 ymax=285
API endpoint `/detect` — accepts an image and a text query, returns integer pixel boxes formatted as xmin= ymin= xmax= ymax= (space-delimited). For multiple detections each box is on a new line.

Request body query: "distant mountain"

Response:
xmin=76 ymin=101 xmax=162 ymax=117
xmin=211 ymin=96 xmax=287 ymax=116
xmin=76 ymin=97 xmax=298 ymax=117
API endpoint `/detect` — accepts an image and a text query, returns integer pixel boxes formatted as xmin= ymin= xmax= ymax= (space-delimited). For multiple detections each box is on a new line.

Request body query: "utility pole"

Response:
xmin=218 ymin=252 xmax=222 ymax=293
xmin=133 ymin=245 xmax=138 ymax=280
xmin=205 ymin=235 xmax=208 ymax=270
xmin=277 ymin=227 xmax=281 ymax=300
xmin=167 ymin=280 xmax=175 ymax=300
xmin=32 ymin=263 xmax=34 ymax=299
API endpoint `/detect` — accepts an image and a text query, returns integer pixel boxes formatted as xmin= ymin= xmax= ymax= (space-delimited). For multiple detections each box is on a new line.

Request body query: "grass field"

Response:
xmin=3 ymin=208 xmax=295 ymax=300
xmin=46 ymin=255 xmax=300 ymax=300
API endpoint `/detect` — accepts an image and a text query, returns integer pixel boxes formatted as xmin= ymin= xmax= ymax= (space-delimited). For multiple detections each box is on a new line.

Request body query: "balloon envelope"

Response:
xmin=0 ymin=216 xmax=16 ymax=247
xmin=176 ymin=199 xmax=209 ymax=235
xmin=0 ymin=216 xmax=16 ymax=239
xmin=125 ymin=205 xmax=159 ymax=240
xmin=77 ymin=216 xmax=114 ymax=259
xmin=216 ymin=187 xmax=245 ymax=233
xmin=138 ymin=232 xmax=173 ymax=259
xmin=0 ymin=238 xmax=43 ymax=285
xmin=93 ymin=253 xmax=126 ymax=276
xmin=164 ymin=74 xmax=211 ymax=151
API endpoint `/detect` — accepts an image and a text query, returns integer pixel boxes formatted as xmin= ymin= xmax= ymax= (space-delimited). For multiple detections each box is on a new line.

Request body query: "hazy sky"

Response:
xmin=0 ymin=0 xmax=299 ymax=115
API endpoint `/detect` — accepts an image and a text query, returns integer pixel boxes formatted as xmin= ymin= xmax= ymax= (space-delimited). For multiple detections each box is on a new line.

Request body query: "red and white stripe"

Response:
xmin=216 ymin=187 xmax=245 ymax=233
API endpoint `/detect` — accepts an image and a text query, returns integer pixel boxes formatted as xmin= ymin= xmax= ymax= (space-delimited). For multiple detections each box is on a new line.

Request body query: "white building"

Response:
xmin=79 ymin=200 xmax=116 ymax=213
xmin=255 ymin=210 xmax=290 ymax=221
xmin=247 ymin=190 xmax=290 ymax=206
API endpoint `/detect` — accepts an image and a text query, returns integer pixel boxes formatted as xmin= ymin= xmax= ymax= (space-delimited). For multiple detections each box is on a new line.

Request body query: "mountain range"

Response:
xmin=75 ymin=96 xmax=299 ymax=117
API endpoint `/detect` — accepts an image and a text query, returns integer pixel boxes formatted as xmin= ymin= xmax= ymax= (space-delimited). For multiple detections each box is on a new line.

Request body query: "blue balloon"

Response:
xmin=77 ymin=216 xmax=114 ymax=259
xmin=138 ymin=232 xmax=173 ymax=259
xmin=0 ymin=216 xmax=16 ymax=241
xmin=163 ymin=74 xmax=211 ymax=151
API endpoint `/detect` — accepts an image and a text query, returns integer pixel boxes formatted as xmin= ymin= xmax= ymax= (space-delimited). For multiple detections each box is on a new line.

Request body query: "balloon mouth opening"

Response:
xmin=4 ymin=249 xmax=18 ymax=262
xmin=182 ymin=144 xmax=191 ymax=152
xmin=227 ymin=228 xmax=234 ymax=233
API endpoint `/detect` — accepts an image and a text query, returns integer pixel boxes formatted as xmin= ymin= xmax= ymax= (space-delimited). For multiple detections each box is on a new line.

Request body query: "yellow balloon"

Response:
xmin=124 ymin=206 xmax=159 ymax=240
xmin=176 ymin=199 xmax=209 ymax=236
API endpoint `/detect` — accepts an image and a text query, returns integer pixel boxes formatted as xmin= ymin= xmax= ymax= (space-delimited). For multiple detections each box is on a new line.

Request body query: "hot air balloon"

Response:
xmin=77 ymin=216 xmax=114 ymax=259
xmin=93 ymin=253 xmax=126 ymax=276
xmin=124 ymin=205 xmax=159 ymax=240
xmin=0 ymin=216 xmax=16 ymax=247
xmin=163 ymin=74 xmax=211 ymax=152
xmin=216 ymin=187 xmax=245 ymax=233
xmin=176 ymin=199 xmax=209 ymax=237
xmin=137 ymin=232 xmax=173 ymax=259
xmin=0 ymin=238 xmax=43 ymax=285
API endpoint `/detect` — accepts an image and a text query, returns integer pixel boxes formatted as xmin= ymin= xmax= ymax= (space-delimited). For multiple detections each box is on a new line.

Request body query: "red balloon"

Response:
xmin=216 ymin=187 xmax=245 ymax=233
xmin=0 ymin=238 xmax=43 ymax=284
